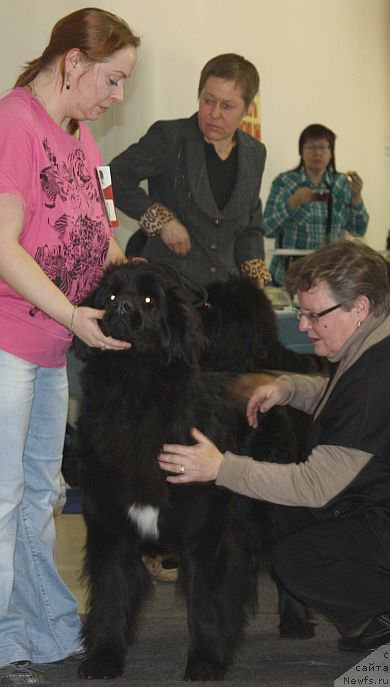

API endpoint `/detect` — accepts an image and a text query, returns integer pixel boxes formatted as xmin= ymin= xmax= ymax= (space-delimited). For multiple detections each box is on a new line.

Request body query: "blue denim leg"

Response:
xmin=0 ymin=350 xmax=81 ymax=666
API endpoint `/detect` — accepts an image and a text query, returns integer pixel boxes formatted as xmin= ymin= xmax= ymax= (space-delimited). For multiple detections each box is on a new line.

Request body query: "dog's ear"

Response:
xmin=200 ymin=277 xmax=280 ymax=372
xmin=163 ymin=284 xmax=208 ymax=367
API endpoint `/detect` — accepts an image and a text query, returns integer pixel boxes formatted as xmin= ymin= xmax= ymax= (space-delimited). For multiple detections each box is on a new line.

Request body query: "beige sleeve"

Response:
xmin=216 ymin=445 xmax=372 ymax=507
xmin=279 ymin=373 xmax=329 ymax=415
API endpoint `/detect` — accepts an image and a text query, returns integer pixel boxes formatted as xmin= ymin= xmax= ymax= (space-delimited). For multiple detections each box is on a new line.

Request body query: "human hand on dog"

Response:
xmin=71 ymin=306 xmax=132 ymax=351
xmin=160 ymin=218 xmax=191 ymax=255
xmin=158 ymin=427 xmax=223 ymax=483
xmin=247 ymin=380 xmax=292 ymax=428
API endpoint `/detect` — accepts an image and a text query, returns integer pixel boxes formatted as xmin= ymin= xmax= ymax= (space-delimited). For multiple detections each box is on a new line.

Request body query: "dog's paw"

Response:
xmin=78 ymin=656 xmax=124 ymax=680
xmin=184 ymin=658 xmax=225 ymax=681
xmin=279 ymin=617 xmax=316 ymax=640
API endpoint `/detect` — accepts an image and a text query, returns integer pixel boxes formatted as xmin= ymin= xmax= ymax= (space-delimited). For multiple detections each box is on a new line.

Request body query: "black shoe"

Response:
xmin=338 ymin=614 xmax=390 ymax=652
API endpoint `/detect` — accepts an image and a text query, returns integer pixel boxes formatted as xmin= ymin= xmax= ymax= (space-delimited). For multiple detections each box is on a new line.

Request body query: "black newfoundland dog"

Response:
xmin=199 ymin=275 xmax=327 ymax=375
xmin=74 ymin=261 xmax=315 ymax=681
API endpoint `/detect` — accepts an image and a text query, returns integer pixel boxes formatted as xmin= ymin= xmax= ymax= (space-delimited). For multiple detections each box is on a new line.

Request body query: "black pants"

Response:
xmin=271 ymin=508 xmax=390 ymax=636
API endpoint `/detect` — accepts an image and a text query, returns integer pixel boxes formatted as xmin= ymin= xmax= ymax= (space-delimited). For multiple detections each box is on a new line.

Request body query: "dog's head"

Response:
xmin=73 ymin=261 xmax=208 ymax=367
xmin=200 ymin=276 xmax=280 ymax=372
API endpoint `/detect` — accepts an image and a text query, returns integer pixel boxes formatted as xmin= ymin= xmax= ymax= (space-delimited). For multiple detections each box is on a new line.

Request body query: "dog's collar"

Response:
xmin=157 ymin=262 xmax=209 ymax=308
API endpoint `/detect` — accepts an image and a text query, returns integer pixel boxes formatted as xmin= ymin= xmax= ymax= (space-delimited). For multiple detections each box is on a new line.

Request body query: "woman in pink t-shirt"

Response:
xmin=0 ymin=8 xmax=139 ymax=684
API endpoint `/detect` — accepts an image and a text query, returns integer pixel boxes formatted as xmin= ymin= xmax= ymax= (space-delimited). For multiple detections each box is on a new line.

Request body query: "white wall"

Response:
xmin=1 ymin=0 xmax=389 ymax=253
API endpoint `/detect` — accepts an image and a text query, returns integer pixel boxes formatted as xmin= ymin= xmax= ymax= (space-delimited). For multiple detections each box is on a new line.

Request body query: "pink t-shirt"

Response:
xmin=0 ymin=88 xmax=114 ymax=367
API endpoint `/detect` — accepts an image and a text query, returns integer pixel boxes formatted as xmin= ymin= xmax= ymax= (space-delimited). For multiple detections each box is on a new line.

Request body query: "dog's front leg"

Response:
xmin=78 ymin=518 xmax=151 ymax=680
xmin=184 ymin=561 xmax=227 ymax=682
xmin=181 ymin=536 xmax=253 ymax=682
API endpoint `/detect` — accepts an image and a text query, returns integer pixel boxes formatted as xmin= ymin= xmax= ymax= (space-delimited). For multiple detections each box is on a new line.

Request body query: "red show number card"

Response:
xmin=96 ymin=165 xmax=119 ymax=228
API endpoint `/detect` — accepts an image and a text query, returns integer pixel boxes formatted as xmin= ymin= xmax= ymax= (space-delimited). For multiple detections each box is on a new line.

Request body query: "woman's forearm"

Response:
xmin=0 ymin=239 xmax=74 ymax=329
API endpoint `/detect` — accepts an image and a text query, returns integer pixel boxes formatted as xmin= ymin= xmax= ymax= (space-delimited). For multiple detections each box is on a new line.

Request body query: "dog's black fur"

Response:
xmin=74 ymin=262 xmax=314 ymax=681
xmin=200 ymin=276 xmax=328 ymax=375
xmin=199 ymin=275 xmax=328 ymax=460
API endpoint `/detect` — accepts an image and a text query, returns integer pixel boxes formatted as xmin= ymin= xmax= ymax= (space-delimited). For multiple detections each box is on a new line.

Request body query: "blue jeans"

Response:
xmin=0 ymin=350 xmax=81 ymax=666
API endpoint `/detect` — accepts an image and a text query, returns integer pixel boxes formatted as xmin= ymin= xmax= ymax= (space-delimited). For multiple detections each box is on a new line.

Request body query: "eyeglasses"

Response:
xmin=302 ymin=143 xmax=331 ymax=152
xmin=292 ymin=303 xmax=342 ymax=323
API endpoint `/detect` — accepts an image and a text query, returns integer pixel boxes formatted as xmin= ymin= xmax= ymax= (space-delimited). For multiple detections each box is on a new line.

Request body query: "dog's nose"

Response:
xmin=110 ymin=295 xmax=136 ymax=315
xmin=116 ymin=300 xmax=132 ymax=315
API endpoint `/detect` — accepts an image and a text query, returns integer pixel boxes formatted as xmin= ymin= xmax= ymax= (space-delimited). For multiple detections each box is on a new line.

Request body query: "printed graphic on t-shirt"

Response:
xmin=30 ymin=137 xmax=109 ymax=319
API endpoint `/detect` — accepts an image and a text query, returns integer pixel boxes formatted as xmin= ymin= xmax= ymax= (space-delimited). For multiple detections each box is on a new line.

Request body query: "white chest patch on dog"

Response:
xmin=128 ymin=504 xmax=160 ymax=539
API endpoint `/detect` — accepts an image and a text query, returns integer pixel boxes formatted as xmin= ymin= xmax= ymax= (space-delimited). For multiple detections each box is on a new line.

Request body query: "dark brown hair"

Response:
xmin=294 ymin=123 xmax=337 ymax=172
xmin=14 ymin=7 xmax=140 ymax=133
xmin=285 ymin=239 xmax=390 ymax=317
xmin=198 ymin=53 xmax=259 ymax=107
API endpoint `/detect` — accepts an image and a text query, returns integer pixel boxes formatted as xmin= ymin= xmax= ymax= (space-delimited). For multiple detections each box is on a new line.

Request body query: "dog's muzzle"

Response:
xmin=101 ymin=296 xmax=141 ymax=340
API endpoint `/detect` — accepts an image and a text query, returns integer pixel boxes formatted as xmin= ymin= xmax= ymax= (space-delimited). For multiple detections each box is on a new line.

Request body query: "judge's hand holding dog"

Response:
xmin=159 ymin=379 xmax=291 ymax=483
xmin=159 ymin=427 xmax=224 ymax=483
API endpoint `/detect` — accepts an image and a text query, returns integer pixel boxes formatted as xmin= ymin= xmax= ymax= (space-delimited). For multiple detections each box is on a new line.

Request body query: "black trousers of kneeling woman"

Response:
xmin=271 ymin=505 xmax=390 ymax=636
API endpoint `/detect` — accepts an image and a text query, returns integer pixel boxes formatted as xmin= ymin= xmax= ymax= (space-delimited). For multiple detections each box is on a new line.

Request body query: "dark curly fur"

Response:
xmin=74 ymin=262 xmax=314 ymax=681
xmin=200 ymin=276 xmax=328 ymax=375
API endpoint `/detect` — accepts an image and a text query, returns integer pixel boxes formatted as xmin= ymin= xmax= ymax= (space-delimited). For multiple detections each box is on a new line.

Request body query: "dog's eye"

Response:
xmin=109 ymin=294 xmax=116 ymax=301
xmin=143 ymin=296 xmax=153 ymax=307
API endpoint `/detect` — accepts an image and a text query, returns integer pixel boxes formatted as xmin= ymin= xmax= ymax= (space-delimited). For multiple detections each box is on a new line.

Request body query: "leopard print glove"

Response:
xmin=139 ymin=203 xmax=177 ymax=236
xmin=240 ymin=259 xmax=271 ymax=289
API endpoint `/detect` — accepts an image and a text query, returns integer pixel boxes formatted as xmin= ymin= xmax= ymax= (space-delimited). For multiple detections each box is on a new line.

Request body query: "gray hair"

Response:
xmin=285 ymin=239 xmax=390 ymax=317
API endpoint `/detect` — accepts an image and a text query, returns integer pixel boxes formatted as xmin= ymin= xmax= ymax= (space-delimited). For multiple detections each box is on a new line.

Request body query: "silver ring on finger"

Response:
xmin=178 ymin=464 xmax=185 ymax=474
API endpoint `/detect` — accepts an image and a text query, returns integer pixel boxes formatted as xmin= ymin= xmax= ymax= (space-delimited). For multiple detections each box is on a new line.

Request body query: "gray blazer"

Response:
xmin=110 ymin=113 xmax=267 ymax=286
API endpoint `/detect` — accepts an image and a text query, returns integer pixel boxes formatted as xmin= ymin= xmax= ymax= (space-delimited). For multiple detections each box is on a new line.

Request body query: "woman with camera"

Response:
xmin=263 ymin=123 xmax=368 ymax=285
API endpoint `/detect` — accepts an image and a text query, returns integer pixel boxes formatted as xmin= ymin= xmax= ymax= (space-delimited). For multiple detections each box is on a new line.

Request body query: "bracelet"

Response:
xmin=69 ymin=305 xmax=78 ymax=334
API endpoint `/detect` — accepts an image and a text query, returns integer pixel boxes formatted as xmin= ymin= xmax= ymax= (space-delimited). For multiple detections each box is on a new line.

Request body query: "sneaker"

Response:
xmin=0 ymin=661 xmax=47 ymax=686
xmin=66 ymin=646 xmax=86 ymax=663
xmin=53 ymin=646 xmax=86 ymax=665
xmin=72 ymin=647 xmax=86 ymax=658
xmin=142 ymin=554 xmax=178 ymax=583
xmin=338 ymin=614 xmax=390 ymax=652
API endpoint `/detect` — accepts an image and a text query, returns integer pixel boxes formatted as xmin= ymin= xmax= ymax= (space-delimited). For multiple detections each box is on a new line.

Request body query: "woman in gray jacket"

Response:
xmin=110 ymin=53 xmax=269 ymax=288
